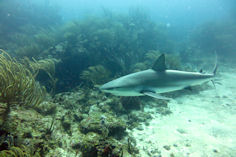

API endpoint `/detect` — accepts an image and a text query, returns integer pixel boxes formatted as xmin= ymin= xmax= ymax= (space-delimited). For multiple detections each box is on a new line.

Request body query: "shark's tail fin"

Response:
xmin=213 ymin=52 xmax=218 ymax=76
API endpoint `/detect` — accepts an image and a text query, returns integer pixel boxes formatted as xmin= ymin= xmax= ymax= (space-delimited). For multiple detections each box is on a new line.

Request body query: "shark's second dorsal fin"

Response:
xmin=152 ymin=54 xmax=166 ymax=71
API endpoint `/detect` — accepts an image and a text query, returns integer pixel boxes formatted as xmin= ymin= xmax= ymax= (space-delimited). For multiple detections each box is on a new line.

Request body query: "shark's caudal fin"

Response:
xmin=152 ymin=54 xmax=167 ymax=72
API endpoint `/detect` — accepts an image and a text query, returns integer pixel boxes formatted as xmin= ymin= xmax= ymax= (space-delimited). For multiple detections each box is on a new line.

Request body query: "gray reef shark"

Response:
xmin=100 ymin=54 xmax=217 ymax=100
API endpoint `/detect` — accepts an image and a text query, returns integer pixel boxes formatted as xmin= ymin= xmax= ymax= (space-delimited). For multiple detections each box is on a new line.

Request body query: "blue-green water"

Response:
xmin=0 ymin=0 xmax=235 ymax=156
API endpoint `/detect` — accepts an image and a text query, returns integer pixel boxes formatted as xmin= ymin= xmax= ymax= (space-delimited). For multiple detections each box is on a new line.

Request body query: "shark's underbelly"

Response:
xmin=151 ymin=78 xmax=212 ymax=94
xmin=111 ymin=90 xmax=143 ymax=96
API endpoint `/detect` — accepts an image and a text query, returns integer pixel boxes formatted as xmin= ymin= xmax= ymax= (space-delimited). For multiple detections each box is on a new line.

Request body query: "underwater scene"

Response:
xmin=0 ymin=0 xmax=236 ymax=156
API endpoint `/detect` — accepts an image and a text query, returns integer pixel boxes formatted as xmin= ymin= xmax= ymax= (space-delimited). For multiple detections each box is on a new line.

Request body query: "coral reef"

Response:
xmin=73 ymin=132 xmax=125 ymax=157
xmin=0 ymin=50 xmax=46 ymax=130
xmin=80 ymin=65 xmax=111 ymax=86
xmin=34 ymin=101 xmax=57 ymax=116
xmin=0 ymin=6 xmax=184 ymax=156
xmin=53 ymin=11 xmax=174 ymax=91
xmin=120 ymin=97 xmax=143 ymax=111
xmin=51 ymin=87 xmax=141 ymax=156
xmin=23 ymin=57 xmax=60 ymax=93
xmin=188 ymin=20 xmax=236 ymax=63
xmin=0 ymin=102 xmax=60 ymax=156
xmin=0 ymin=145 xmax=40 ymax=157
xmin=80 ymin=111 xmax=126 ymax=138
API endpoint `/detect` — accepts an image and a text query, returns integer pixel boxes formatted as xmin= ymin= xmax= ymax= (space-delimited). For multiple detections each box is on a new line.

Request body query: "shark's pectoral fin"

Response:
xmin=141 ymin=91 xmax=172 ymax=100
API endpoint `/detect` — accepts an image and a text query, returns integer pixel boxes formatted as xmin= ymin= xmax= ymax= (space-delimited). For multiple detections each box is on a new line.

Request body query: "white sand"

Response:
xmin=129 ymin=67 xmax=236 ymax=157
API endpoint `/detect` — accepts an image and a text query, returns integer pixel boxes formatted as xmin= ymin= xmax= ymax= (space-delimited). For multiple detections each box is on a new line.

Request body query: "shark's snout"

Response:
xmin=99 ymin=82 xmax=113 ymax=91
xmin=100 ymin=79 xmax=123 ymax=94
xmin=99 ymin=84 xmax=106 ymax=91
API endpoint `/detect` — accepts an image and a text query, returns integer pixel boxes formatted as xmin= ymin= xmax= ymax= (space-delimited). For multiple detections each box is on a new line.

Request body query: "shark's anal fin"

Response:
xmin=141 ymin=91 xmax=172 ymax=100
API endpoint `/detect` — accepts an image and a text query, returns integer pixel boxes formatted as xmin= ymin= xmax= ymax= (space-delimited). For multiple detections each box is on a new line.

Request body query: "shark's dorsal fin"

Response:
xmin=152 ymin=54 xmax=166 ymax=72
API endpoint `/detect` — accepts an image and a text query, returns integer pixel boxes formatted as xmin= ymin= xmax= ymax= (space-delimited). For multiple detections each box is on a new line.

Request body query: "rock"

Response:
xmin=129 ymin=111 xmax=152 ymax=123
xmin=89 ymin=105 xmax=101 ymax=114
xmin=170 ymin=153 xmax=175 ymax=157
xmin=213 ymin=149 xmax=218 ymax=153
xmin=79 ymin=132 xmax=102 ymax=156
xmin=120 ymin=97 xmax=142 ymax=111
xmin=176 ymin=128 xmax=186 ymax=134
xmin=73 ymin=113 xmax=83 ymax=122
xmin=61 ymin=112 xmax=73 ymax=134
xmin=136 ymin=125 xmax=144 ymax=131
xmin=34 ymin=101 xmax=57 ymax=115
xmin=163 ymin=145 xmax=171 ymax=151
xmin=80 ymin=112 xmax=126 ymax=138
xmin=156 ymin=107 xmax=172 ymax=115
xmin=75 ymin=132 xmax=125 ymax=157
xmin=144 ymin=121 xmax=150 ymax=126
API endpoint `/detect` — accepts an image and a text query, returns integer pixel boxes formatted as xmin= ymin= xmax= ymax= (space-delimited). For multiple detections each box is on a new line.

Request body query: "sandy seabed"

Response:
xmin=129 ymin=66 xmax=236 ymax=157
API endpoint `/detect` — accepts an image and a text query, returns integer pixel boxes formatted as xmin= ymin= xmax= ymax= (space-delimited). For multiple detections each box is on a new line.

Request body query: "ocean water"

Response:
xmin=0 ymin=0 xmax=235 ymax=156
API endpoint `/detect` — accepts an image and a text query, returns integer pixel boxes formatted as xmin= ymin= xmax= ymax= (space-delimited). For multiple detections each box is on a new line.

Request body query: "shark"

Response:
xmin=100 ymin=54 xmax=217 ymax=100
